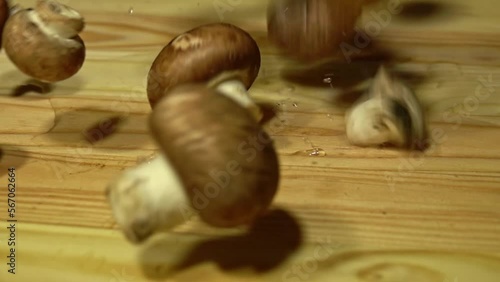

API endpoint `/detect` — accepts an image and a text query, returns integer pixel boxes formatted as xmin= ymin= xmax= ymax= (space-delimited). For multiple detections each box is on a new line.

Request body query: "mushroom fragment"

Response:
xmin=106 ymin=84 xmax=280 ymax=243
xmin=267 ymin=0 xmax=363 ymax=61
xmin=147 ymin=23 xmax=263 ymax=120
xmin=2 ymin=0 xmax=85 ymax=82
xmin=345 ymin=66 xmax=427 ymax=150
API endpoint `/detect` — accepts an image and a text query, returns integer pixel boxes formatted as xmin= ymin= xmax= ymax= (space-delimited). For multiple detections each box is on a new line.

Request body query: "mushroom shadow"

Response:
xmin=279 ymin=42 xmax=396 ymax=90
xmin=0 ymin=69 xmax=86 ymax=97
xmin=0 ymin=146 xmax=29 ymax=177
xmin=139 ymin=208 xmax=303 ymax=280
xmin=83 ymin=115 xmax=127 ymax=144
xmin=41 ymin=107 xmax=149 ymax=147
xmin=334 ymin=64 xmax=429 ymax=101
xmin=397 ymin=1 xmax=458 ymax=21
xmin=258 ymin=102 xmax=279 ymax=125
xmin=11 ymin=79 xmax=54 ymax=96
xmin=281 ymin=46 xmax=429 ymax=109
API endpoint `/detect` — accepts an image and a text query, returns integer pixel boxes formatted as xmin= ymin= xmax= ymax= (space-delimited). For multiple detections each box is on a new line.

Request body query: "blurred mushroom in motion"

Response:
xmin=267 ymin=0 xmax=363 ymax=61
xmin=345 ymin=66 xmax=427 ymax=150
xmin=106 ymin=84 xmax=280 ymax=244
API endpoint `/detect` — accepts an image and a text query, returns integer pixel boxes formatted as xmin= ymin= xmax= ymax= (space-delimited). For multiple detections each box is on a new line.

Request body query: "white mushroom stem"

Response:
xmin=345 ymin=97 xmax=405 ymax=147
xmin=107 ymin=153 xmax=195 ymax=243
xmin=213 ymin=79 xmax=263 ymax=121
xmin=9 ymin=4 xmax=23 ymax=15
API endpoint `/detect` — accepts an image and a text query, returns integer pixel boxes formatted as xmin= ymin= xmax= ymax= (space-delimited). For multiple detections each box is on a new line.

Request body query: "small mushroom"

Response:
xmin=267 ymin=0 xmax=363 ymax=61
xmin=147 ymin=23 xmax=262 ymax=120
xmin=107 ymin=84 xmax=280 ymax=243
xmin=2 ymin=0 xmax=85 ymax=82
xmin=345 ymin=66 xmax=427 ymax=150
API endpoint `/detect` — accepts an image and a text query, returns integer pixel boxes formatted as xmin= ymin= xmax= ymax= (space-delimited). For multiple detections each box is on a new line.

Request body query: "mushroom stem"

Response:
xmin=106 ymin=153 xmax=194 ymax=243
xmin=9 ymin=4 xmax=22 ymax=15
xmin=31 ymin=0 xmax=84 ymax=39
xmin=345 ymin=97 xmax=406 ymax=147
xmin=212 ymin=79 xmax=263 ymax=121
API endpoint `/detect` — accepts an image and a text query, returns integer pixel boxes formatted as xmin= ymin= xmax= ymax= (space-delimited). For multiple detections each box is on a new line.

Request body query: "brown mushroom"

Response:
xmin=267 ymin=0 xmax=363 ymax=61
xmin=0 ymin=0 xmax=9 ymax=49
xmin=147 ymin=22 xmax=262 ymax=120
xmin=106 ymin=84 xmax=280 ymax=243
xmin=345 ymin=66 xmax=427 ymax=150
xmin=2 ymin=0 xmax=85 ymax=82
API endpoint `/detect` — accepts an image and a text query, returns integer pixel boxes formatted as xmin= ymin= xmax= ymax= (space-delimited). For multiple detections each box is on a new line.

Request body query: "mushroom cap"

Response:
xmin=267 ymin=0 xmax=363 ymax=61
xmin=2 ymin=2 xmax=85 ymax=82
xmin=149 ymin=84 xmax=280 ymax=227
xmin=0 ymin=0 xmax=9 ymax=49
xmin=147 ymin=23 xmax=261 ymax=107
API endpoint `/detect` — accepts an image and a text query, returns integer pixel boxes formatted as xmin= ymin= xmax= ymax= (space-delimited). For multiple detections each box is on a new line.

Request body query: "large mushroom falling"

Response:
xmin=106 ymin=23 xmax=280 ymax=243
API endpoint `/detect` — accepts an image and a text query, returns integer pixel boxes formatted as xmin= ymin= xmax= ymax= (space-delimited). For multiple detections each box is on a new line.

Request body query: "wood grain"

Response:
xmin=1 ymin=0 xmax=500 ymax=281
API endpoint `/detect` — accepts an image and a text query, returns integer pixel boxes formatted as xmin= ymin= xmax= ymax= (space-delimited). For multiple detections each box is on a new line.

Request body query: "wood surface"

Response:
xmin=1 ymin=0 xmax=500 ymax=281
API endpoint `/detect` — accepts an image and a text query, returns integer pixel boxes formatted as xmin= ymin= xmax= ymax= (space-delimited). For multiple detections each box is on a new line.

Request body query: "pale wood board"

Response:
xmin=1 ymin=0 xmax=500 ymax=281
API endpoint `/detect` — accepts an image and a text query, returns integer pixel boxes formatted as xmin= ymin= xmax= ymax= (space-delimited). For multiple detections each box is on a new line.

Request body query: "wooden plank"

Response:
xmin=0 ymin=0 xmax=499 ymax=281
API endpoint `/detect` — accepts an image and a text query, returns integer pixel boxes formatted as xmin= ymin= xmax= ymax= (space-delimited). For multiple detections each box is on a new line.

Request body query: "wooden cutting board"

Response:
xmin=1 ymin=0 xmax=499 ymax=281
